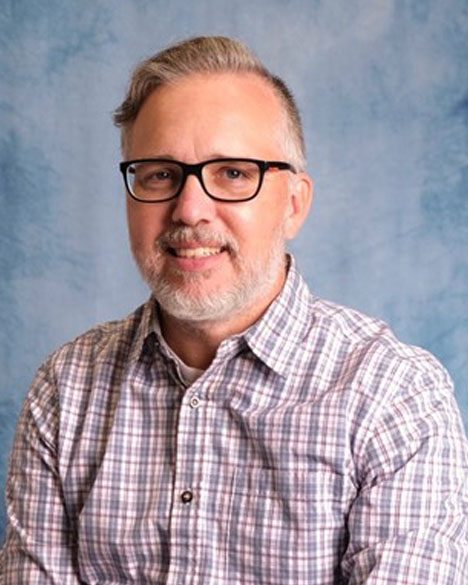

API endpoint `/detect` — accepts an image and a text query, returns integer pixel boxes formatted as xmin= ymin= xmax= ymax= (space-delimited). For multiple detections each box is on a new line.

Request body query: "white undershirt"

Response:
xmin=158 ymin=332 xmax=205 ymax=385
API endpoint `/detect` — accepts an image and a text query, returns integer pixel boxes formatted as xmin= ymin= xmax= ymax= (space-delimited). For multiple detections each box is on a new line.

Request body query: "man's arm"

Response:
xmin=1 ymin=364 xmax=82 ymax=584
xmin=342 ymin=364 xmax=468 ymax=584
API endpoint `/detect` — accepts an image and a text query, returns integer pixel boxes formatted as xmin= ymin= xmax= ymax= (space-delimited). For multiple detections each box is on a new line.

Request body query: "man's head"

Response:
xmin=114 ymin=36 xmax=307 ymax=172
xmin=114 ymin=36 xmax=312 ymax=327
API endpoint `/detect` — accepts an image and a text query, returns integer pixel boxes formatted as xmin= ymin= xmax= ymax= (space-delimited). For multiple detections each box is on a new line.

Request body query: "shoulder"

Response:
xmin=302 ymin=297 xmax=467 ymax=464
xmin=289 ymin=293 xmax=458 ymax=439
xmin=309 ymin=297 xmax=462 ymax=442
xmin=279 ymin=263 xmax=450 ymax=395
xmin=20 ymin=302 xmax=153 ymax=452
xmin=32 ymin=301 xmax=152 ymax=395
xmin=308 ymin=296 xmax=448 ymax=383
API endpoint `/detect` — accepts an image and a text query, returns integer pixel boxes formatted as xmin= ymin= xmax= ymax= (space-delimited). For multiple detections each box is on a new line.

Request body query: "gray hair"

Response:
xmin=113 ymin=36 xmax=306 ymax=170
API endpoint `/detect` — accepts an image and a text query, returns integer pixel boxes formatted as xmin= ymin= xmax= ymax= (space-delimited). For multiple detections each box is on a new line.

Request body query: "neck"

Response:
xmin=159 ymin=316 xmax=232 ymax=369
xmin=158 ymin=270 xmax=287 ymax=369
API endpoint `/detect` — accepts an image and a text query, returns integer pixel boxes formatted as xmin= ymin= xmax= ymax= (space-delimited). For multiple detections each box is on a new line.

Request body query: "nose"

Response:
xmin=171 ymin=174 xmax=217 ymax=226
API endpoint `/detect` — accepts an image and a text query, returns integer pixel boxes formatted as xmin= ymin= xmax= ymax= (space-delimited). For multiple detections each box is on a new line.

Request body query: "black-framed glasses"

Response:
xmin=119 ymin=157 xmax=296 ymax=203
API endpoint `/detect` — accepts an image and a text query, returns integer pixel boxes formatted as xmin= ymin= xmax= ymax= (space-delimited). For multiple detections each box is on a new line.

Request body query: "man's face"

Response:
xmin=125 ymin=72 xmax=311 ymax=324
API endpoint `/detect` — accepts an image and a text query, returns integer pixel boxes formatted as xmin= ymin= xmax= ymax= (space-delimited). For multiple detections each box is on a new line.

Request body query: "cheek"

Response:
xmin=238 ymin=195 xmax=288 ymax=235
xmin=228 ymin=208 xmax=285 ymax=255
xmin=127 ymin=202 xmax=168 ymax=250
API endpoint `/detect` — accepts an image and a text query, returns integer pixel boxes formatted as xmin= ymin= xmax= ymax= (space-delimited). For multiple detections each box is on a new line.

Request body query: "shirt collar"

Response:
xmin=243 ymin=255 xmax=316 ymax=377
xmin=127 ymin=299 xmax=159 ymax=364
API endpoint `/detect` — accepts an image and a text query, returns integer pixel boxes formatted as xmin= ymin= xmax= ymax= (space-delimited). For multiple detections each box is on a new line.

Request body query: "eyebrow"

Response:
xmin=133 ymin=153 xmax=248 ymax=162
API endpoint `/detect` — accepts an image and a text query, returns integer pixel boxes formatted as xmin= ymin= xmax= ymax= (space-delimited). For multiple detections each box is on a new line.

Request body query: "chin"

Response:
xmin=153 ymin=281 xmax=252 ymax=323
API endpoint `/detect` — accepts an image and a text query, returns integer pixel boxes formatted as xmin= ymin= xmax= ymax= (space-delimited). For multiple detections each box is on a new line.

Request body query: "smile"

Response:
xmin=170 ymin=246 xmax=225 ymax=258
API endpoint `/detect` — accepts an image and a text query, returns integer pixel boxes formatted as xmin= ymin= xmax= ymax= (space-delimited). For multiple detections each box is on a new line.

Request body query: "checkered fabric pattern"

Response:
xmin=2 ymin=258 xmax=467 ymax=584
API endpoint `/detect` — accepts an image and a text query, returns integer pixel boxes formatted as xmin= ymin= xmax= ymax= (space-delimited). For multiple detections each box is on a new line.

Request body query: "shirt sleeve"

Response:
xmin=342 ymin=363 xmax=468 ymax=584
xmin=1 ymin=361 xmax=83 ymax=584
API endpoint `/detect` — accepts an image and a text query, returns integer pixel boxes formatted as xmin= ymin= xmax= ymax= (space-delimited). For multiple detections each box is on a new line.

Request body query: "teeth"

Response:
xmin=174 ymin=247 xmax=222 ymax=258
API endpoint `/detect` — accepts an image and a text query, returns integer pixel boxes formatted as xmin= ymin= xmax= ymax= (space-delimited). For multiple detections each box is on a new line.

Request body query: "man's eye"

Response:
xmin=150 ymin=169 xmax=172 ymax=180
xmin=220 ymin=166 xmax=253 ymax=181
xmin=225 ymin=168 xmax=244 ymax=179
xmin=141 ymin=169 xmax=174 ymax=184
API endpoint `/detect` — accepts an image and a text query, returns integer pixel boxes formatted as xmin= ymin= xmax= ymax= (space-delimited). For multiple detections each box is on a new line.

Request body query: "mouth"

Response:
xmin=167 ymin=245 xmax=227 ymax=258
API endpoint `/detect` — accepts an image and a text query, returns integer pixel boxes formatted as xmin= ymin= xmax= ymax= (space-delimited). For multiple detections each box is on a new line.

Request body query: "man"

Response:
xmin=1 ymin=36 xmax=467 ymax=584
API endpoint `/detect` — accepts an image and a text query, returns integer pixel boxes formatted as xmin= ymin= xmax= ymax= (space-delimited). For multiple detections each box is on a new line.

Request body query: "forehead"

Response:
xmin=127 ymin=72 xmax=286 ymax=159
xmin=144 ymin=71 xmax=282 ymax=117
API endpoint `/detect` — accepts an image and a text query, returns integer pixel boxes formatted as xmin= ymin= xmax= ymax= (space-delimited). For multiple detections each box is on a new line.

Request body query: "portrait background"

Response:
xmin=1 ymin=0 xmax=467 ymax=541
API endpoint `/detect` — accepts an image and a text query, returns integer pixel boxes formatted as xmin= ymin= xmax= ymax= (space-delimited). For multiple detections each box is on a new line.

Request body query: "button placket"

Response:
xmin=167 ymin=381 xmax=210 ymax=580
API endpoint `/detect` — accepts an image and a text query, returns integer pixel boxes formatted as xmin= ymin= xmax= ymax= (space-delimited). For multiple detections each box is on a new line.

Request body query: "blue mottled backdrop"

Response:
xmin=1 ymin=0 xmax=467 ymax=542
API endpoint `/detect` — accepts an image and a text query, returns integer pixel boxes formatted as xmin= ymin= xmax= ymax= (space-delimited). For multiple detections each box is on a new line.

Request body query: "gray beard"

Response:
xmin=134 ymin=226 xmax=287 ymax=323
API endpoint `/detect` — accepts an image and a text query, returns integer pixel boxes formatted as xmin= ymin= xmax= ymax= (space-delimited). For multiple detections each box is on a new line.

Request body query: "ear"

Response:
xmin=283 ymin=172 xmax=314 ymax=240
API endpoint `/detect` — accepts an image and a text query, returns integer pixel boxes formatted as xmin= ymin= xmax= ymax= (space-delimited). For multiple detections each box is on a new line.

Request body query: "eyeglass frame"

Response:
xmin=119 ymin=157 xmax=297 ymax=203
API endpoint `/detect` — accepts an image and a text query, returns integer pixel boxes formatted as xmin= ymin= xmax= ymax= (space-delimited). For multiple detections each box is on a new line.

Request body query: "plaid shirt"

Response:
xmin=2 ymin=258 xmax=467 ymax=584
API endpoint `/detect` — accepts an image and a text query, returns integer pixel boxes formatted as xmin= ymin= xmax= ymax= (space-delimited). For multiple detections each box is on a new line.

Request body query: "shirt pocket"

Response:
xmin=227 ymin=466 xmax=348 ymax=585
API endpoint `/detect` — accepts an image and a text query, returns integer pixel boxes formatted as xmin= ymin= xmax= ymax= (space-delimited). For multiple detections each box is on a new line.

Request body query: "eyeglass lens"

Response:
xmin=127 ymin=159 xmax=262 ymax=201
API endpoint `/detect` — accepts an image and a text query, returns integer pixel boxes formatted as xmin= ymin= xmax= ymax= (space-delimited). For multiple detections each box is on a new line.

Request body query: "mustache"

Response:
xmin=156 ymin=225 xmax=239 ymax=254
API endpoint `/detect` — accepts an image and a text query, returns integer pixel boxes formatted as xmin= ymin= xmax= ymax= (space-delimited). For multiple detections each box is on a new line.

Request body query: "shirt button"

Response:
xmin=180 ymin=490 xmax=194 ymax=504
xmin=189 ymin=396 xmax=201 ymax=409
